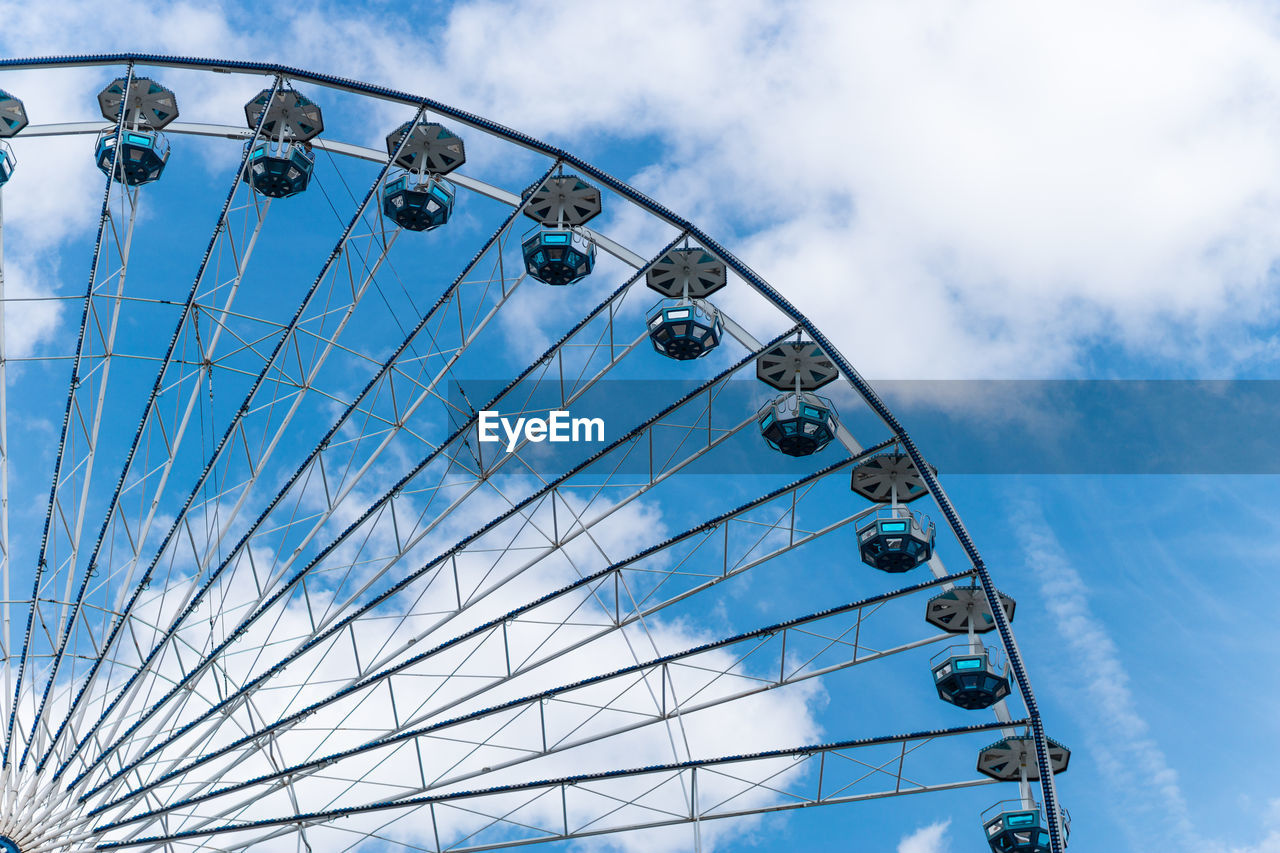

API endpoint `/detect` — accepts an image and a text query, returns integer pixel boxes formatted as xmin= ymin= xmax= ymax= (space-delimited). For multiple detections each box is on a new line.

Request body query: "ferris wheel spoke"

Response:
xmin=286 ymin=322 xmax=665 ymax=638
xmin=71 ymin=220 xmax=691 ymax=788
xmin=142 ymin=160 xmax=553 ymax=628
xmin=84 ymin=449 xmax=883 ymax=812
xmin=49 ymin=213 xmax=535 ymax=799
xmin=95 ymin=569 xmax=975 ymax=828
xmin=154 ymin=183 xmax=410 ymax=584
xmin=49 ymin=169 xmax=555 ymax=790
xmin=92 ymin=721 xmax=1014 ymax=852
xmin=166 ymin=215 xmax=407 ymax=571
xmin=47 ymin=104 xmax=438 ymax=783
xmin=26 ymin=80 xmax=289 ymax=779
xmin=269 ymin=290 xmax=752 ymax=642
xmin=227 ymin=250 xmax=667 ymax=616
xmin=197 ymin=206 xmax=678 ymax=632
xmin=88 ymin=340 xmax=873 ymax=818
xmin=6 ymin=64 xmax=144 ymax=780
xmin=0 ymin=189 xmax=14 ymax=822
xmin=195 ymin=236 xmax=530 ymax=606
xmin=71 ymin=332 xmax=804 ymax=801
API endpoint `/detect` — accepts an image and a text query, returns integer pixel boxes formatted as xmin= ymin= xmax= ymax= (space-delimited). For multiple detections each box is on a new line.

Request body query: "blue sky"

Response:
xmin=0 ymin=3 xmax=1277 ymax=853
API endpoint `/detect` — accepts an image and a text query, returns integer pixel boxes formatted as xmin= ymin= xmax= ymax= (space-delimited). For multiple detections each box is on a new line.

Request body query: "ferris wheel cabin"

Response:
xmin=243 ymin=87 xmax=324 ymax=198
xmin=246 ymin=139 xmax=315 ymax=198
xmin=522 ymin=229 xmax=596 ymax=285
xmin=647 ymin=302 xmax=723 ymax=360
xmin=757 ymin=392 xmax=837 ymax=456
xmin=926 ymin=585 xmax=1016 ymax=633
xmin=96 ymin=129 xmax=170 ymax=186
xmin=977 ymin=735 xmax=1071 ymax=782
xmin=382 ymin=174 xmax=454 ymax=231
xmin=856 ymin=510 xmax=935 ymax=572
xmin=644 ymin=247 xmax=728 ymax=360
xmin=521 ymin=175 xmax=602 ymax=286
xmin=0 ymin=88 xmax=25 ymax=186
xmin=0 ymin=141 xmax=13 ymax=186
xmin=93 ymin=76 xmax=177 ymax=186
xmin=931 ymin=644 xmax=1012 ymax=710
xmin=380 ymin=119 xmax=465 ymax=232
xmin=982 ymin=800 xmax=1070 ymax=853
xmin=754 ymin=341 xmax=842 ymax=457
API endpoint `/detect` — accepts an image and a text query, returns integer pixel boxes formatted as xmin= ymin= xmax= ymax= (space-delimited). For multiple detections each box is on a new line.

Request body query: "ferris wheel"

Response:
xmin=0 ymin=55 xmax=1070 ymax=853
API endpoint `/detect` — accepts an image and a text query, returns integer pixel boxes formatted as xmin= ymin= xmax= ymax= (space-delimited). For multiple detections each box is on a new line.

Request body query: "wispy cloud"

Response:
xmin=1224 ymin=800 xmax=1280 ymax=853
xmin=897 ymin=819 xmax=950 ymax=853
xmin=1010 ymin=494 xmax=1202 ymax=851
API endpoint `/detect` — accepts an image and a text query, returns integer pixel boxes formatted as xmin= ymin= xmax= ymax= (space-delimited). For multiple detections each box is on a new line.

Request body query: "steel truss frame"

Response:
xmin=6 ymin=65 xmax=140 ymax=795
xmin=98 ymin=720 xmax=1020 ymax=852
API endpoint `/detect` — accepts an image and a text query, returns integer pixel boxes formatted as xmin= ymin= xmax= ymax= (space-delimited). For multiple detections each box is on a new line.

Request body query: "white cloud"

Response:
xmin=0 ymin=257 xmax=61 ymax=358
xmin=898 ymin=818 xmax=950 ymax=853
xmin=7 ymin=0 xmax=1280 ymax=377
xmin=379 ymin=0 xmax=1280 ymax=379
xmin=1229 ymin=833 xmax=1280 ymax=853
xmin=1210 ymin=799 xmax=1280 ymax=853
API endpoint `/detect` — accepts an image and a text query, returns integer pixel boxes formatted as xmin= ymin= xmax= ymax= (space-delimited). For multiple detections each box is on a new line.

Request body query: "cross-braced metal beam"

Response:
xmin=70 ymin=326 xmax=808 ymax=800
xmin=24 ymin=77 xmax=286 ymax=782
xmin=91 ymin=720 xmax=1019 ymax=852
xmin=48 ymin=99 xmax=434 ymax=790
xmin=78 ymin=440 xmax=897 ymax=815
xmin=5 ymin=65 xmax=140 ymax=789
xmin=91 ymin=569 xmax=977 ymax=830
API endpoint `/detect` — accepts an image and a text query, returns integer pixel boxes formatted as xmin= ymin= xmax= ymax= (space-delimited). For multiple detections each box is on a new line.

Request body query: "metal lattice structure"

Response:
xmin=0 ymin=55 xmax=1068 ymax=853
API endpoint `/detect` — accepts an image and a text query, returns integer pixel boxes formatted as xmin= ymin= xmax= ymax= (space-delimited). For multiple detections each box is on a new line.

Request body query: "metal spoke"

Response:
xmin=94 ymin=721 xmax=1017 ymax=852
xmin=26 ymin=76 xmax=285 ymax=779
xmin=50 ymin=102 xmax=435 ymax=786
xmin=74 ymin=326 xmax=803 ymax=798
xmin=6 ymin=64 xmax=139 ymax=782
xmin=94 ymin=570 xmax=975 ymax=827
